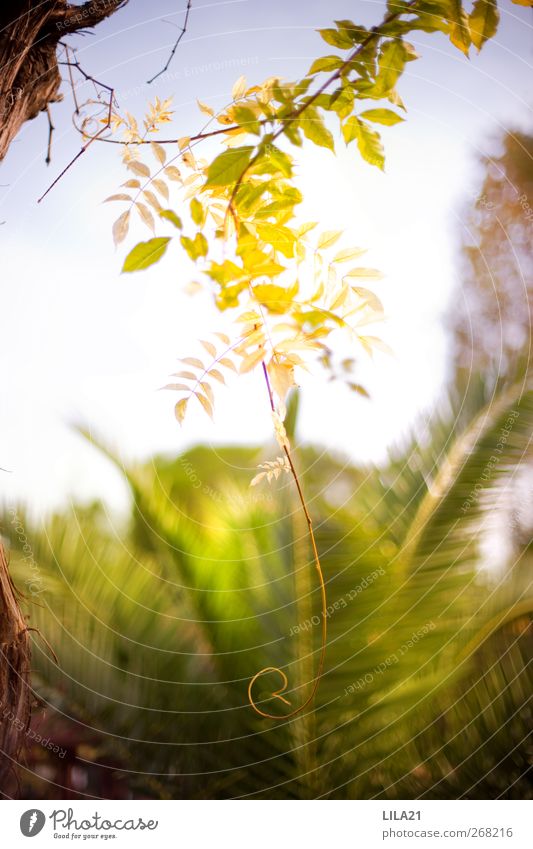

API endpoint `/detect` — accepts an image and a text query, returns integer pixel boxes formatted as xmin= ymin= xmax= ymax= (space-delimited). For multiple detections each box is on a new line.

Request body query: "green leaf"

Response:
xmin=253 ymin=281 xmax=299 ymax=313
xmin=469 ymin=0 xmax=499 ymax=49
xmin=180 ymin=233 xmax=208 ymax=261
xmin=330 ymin=85 xmax=355 ymax=119
xmin=308 ymin=55 xmax=345 ymax=75
xmin=264 ymin=145 xmax=293 ymax=178
xmin=299 ymin=108 xmax=335 ymax=151
xmin=190 ymin=197 xmax=205 ymax=226
xmin=447 ymin=0 xmax=472 ymax=54
xmin=232 ymin=105 xmax=261 ymax=135
xmin=256 ymin=223 xmax=295 ymax=258
xmin=122 ymin=237 xmax=171 ymax=273
xmin=318 ymin=28 xmax=354 ymax=49
xmin=360 ymin=108 xmax=404 ymax=126
xmin=208 ymin=260 xmax=247 ymax=287
xmin=371 ymin=39 xmax=418 ymax=98
xmin=283 ymin=122 xmax=302 ymax=146
xmin=159 ymin=209 xmax=182 ymax=229
xmin=334 ymin=20 xmax=368 ymax=43
xmin=206 ymin=146 xmax=254 ymax=187
xmin=342 ymin=116 xmax=359 ymax=145
xmin=343 ymin=118 xmax=385 ymax=170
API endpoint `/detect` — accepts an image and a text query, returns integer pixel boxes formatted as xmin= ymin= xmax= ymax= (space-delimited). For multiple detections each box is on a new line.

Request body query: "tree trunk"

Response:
xmin=0 ymin=1 xmax=128 ymax=161
xmin=0 ymin=542 xmax=31 ymax=790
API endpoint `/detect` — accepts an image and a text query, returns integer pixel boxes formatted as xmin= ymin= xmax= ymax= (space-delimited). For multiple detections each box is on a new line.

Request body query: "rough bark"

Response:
xmin=0 ymin=1 xmax=128 ymax=160
xmin=0 ymin=542 xmax=30 ymax=790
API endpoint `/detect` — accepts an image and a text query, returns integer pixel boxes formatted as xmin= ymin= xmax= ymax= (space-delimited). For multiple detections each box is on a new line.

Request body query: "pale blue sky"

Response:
xmin=1 ymin=0 xmax=532 ymax=513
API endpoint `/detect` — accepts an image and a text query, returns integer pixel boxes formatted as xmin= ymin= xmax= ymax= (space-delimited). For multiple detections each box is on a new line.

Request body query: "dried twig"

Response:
xmin=45 ymin=106 xmax=54 ymax=165
xmin=147 ymin=1 xmax=193 ymax=85
xmin=37 ymin=50 xmax=116 ymax=203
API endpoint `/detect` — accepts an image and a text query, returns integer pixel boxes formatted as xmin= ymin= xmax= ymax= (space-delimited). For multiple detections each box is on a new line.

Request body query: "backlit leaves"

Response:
xmin=122 ymin=237 xmax=171 ymax=272
xmin=127 ymin=160 xmax=151 ymax=179
xmin=360 ymin=108 xmax=404 ymax=126
xmin=250 ymin=456 xmax=291 ymax=486
xmin=206 ymin=146 xmax=255 ymax=187
xmin=231 ymin=75 xmax=248 ymax=100
xmin=299 ymin=108 xmax=335 ymax=151
xmin=308 ymin=55 xmax=345 ymax=75
xmin=343 ymin=118 xmax=385 ymax=170
xmin=112 ymin=210 xmax=130 ymax=246
xmin=447 ymin=0 xmax=472 ymax=53
xmin=469 ymin=0 xmax=500 ymax=49
xmin=164 ymin=336 xmax=240 ymax=423
xmin=107 ymin=1 xmax=501 ymax=428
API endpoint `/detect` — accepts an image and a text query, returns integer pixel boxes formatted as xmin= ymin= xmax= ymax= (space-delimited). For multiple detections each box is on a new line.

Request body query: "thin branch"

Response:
xmin=62 ymin=44 xmax=81 ymax=116
xmin=147 ymin=0 xmax=193 ymax=85
xmin=246 ymin=363 xmax=328 ymax=720
xmin=38 ymin=54 xmax=116 ymax=203
xmin=45 ymin=106 xmax=54 ymax=165
xmin=82 ymin=119 xmax=268 ymax=146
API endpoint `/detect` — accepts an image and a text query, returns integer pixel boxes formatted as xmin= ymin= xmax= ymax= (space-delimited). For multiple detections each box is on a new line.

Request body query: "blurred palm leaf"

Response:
xmin=2 ymin=378 xmax=531 ymax=798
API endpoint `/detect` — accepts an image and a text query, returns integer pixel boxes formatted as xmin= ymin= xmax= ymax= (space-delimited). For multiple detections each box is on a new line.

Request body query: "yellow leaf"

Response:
xmin=121 ymin=179 xmax=140 ymax=188
xmin=142 ymin=190 xmax=162 ymax=212
xmin=200 ymin=381 xmax=214 ymax=405
xmin=329 ymin=285 xmax=350 ymax=311
xmin=214 ymin=332 xmax=231 ymax=345
xmin=241 ymin=327 xmax=265 ymax=347
xmin=208 ymin=368 xmax=225 ymax=384
xmin=310 ymin=280 xmax=325 ymax=303
xmin=318 ymin=229 xmax=343 ymax=249
xmin=150 ymin=141 xmax=167 ymax=165
xmin=350 ymin=287 xmax=384 ymax=313
xmin=236 ymin=310 xmax=261 ymax=323
xmin=196 ymin=392 xmax=214 ymax=419
xmin=239 ymin=348 xmax=265 ymax=374
xmin=162 ymin=382 xmax=189 ymax=391
xmin=136 ymin=201 xmax=155 ymax=231
xmin=358 ymin=335 xmax=393 ymax=356
xmin=271 ymin=410 xmax=290 ymax=451
xmin=175 ymin=398 xmax=188 ymax=425
xmin=197 ymin=99 xmax=215 ymax=117
xmin=219 ymin=357 xmax=237 ymax=372
xmin=267 ymin=359 xmax=296 ymax=403
xmin=127 ymin=160 xmax=150 ymax=178
xmin=152 ymin=179 xmax=169 ymax=201
xmin=178 ymin=136 xmax=191 ymax=151
xmin=297 ymin=221 xmax=318 ymax=238
xmin=250 ymin=472 xmax=266 ymax=487
xmin=112 ymin=210 xmax=130 ymax=246
xmin=173 ymin=370 xmax=196 ymax=379
xmin=201 ymin=340 xmax=217 ymax=357
xmin=164 ymin=166 xmax=182 ymax=181
xmin=182 ymin=151 xmax=197 ymax=169
xmin=344 ymin=267 xmax=384 ymax=280
xmin=180 ymin=357 xmax=204 ymax=369
xmin=104 ymin=193 xmax=131 ymax=202
xmin=231 ymin=75 xmax=247 ymax=100
xmin=332 ymin=247 xmax=367 ymax=263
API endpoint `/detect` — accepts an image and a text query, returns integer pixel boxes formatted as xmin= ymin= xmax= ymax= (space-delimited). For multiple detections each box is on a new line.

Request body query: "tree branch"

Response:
xmin=147 ymin=0 xmax=193 ymax=85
